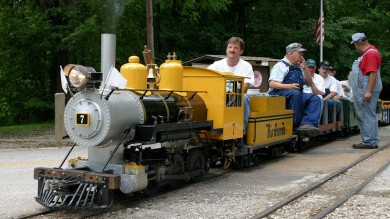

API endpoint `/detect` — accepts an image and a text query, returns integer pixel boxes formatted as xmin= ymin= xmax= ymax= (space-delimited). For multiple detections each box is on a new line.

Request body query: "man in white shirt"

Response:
xmin=340 ymin=80 xmax=353 ymax=101
xmin=208 ymin=37 xmax=254 ymax=133
xmin=318 ymin=61 xmax=342 ymax=121
xmin=328 ymin=66 xmax=347 ymax=100
xmin=303 ymin=59 xmax=325 ymax=96
xmin=303 ymin=59 xmax=325 ymax=124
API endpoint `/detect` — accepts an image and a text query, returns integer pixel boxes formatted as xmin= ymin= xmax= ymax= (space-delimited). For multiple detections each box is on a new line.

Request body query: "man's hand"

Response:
xmin=364 ymin=91 xmax=372 ymax=102
xmin=289 ymin=83 xmax=301 ymax=90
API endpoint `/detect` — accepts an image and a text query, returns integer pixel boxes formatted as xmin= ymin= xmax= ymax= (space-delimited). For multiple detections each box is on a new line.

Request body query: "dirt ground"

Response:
xmin=0 ymin=128 xmax=70 ymax=149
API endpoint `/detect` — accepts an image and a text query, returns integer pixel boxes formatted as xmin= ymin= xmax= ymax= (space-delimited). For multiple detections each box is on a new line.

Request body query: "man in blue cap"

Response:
xmin=268 ymin=43 xmax=322 ymax=137
xmin=349 ymin=33 xmax=382 ymax=149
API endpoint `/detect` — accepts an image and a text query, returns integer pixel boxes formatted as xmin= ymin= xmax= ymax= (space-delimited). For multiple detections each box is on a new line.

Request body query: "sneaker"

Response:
xmin=297 ymin=124 xmax=320 ymax=137
xmin=352 ymin=143 xmax=378 ymax=149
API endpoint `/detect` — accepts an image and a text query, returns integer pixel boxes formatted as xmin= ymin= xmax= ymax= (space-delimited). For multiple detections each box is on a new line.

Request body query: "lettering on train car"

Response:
xmin=266 ymin=122 xmax=286 ymax=138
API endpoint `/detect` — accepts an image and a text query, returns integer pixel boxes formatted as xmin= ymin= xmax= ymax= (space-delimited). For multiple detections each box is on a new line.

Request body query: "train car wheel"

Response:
xmin=143 ymin=180 xmax=159 ymax=197
xmin=187 ymin=149 xmax=205 ymax=182
xmin=96 ymin=187 xmax=114 ymax=209
xmin=296 ymin=137 xmax=305 ymax=152
xmin=168 ymin=153 xmax=185 ymax=189
xmin=286 ymin=141 xmax=297 ymax=153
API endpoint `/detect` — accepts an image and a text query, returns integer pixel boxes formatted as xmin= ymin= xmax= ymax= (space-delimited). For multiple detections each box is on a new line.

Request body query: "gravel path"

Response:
xmin=2 ymin=127 xmax=390 ymax=219
xmin=94 ymin=126 xmax=390 ymax=219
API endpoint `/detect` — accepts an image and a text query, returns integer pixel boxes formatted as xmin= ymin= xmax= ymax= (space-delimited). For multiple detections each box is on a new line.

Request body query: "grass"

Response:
xmin=0 ymin=122 xmax=54 ymax=133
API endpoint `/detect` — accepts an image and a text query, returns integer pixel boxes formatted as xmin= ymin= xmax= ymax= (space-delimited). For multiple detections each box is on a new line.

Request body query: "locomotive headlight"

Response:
xmin=64 ymin=64 xmax=97 ymax=89
xmin=69 ymin=68 xmax=90 ymax=88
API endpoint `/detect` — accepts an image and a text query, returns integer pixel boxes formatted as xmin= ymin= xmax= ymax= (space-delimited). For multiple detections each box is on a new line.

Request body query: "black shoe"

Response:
xmin=352 ymin=143 xmax=378 ymax=149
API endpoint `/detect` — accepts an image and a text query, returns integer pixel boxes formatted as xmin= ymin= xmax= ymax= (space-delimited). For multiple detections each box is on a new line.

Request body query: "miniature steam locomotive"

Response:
xmin=33 ymin=49 xmax=390 ymax=210
xmin=33 ymin=47 xmax=298 ymax=210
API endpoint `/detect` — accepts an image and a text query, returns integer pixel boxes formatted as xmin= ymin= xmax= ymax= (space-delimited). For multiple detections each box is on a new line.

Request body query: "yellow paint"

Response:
xmin=120 ymin=56 xmax=147 ymax=89
xmin=159 ymin=60 xmax=183 ymax=90
xmin=183 ymin=67 xmax=244 ymax=140
xmin=246 ymin=112 xmax=293 ymax=145
xmin=246 ymin=96 xmax=293 ymax=145
xmin=250 ymin=95 xmax=286 ymax=115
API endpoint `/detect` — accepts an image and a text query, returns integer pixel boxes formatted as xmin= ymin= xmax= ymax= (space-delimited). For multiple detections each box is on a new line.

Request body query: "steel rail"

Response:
xmin=251 ymin=142 xmax=390 ymax=219
xmin=21 ymin=167 xmax=232 ymax=219
xmin=314 ymin=156 xmax=390 ymax=219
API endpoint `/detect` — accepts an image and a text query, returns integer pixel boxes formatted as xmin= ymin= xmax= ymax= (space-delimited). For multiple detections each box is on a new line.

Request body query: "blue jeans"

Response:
xmin=244 ymin=94 xmax=250 ymax=133
xmin=269 ymin=89 xmax=322 ymax=129
xmin=326 ymin=99 xmax=341 ymax=121
xmin=350 ymin=59 xmax=382 ymax=146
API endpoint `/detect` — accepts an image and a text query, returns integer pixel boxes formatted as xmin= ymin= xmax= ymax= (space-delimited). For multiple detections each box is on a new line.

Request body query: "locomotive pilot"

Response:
xmin=268 ymin=43 xmax=322 ymax=136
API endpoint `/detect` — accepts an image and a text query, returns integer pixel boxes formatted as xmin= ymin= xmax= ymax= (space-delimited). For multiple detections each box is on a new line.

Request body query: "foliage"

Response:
xmin=0 ymin=0 xmax=389 ymax=124
xmin=0 ymin=2 xmax=53 ymax=125
xmin=0 ymin=122 xmax=53 ymax=133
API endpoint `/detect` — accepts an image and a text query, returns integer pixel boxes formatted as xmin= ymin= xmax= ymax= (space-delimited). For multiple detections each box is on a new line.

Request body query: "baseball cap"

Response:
xmin=286 ymin=43 xmax=306 ymax=53
xmin=350 ymin=33 xmax=367 ymax=44
xmin=329 ymin=66 xmax=334 ymax=71
xmin=306 ymin=59 xmax=316 ymax=67
xmin=319 ymin=60 xmax=330 ymax=69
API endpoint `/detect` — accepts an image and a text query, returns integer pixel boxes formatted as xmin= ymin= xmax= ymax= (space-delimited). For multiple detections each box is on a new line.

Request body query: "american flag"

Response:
xmin=315 ymin=6 xmax=325 ymax=45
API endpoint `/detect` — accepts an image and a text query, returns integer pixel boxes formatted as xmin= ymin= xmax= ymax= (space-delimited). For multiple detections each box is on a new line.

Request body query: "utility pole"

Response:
xmin=145 ymin=0 xmax=155 ymax=62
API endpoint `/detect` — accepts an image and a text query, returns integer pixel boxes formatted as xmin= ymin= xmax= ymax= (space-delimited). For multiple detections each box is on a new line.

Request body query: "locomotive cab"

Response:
xmin=183 ymin=67 xmax=245 ymax=140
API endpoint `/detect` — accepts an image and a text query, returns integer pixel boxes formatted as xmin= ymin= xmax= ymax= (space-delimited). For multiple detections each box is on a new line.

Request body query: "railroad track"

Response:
xmin=20 ymin=141 xmax=390 ymax=219
xmin=20 ymin=166 xmax=232 ymax=219
xmin=252 ymin=142 xmax=390 ymax=219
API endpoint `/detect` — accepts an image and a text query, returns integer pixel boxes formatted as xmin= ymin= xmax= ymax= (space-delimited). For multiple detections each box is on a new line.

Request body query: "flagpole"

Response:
xmin=320 ymin=0 xmax=323 ymax=62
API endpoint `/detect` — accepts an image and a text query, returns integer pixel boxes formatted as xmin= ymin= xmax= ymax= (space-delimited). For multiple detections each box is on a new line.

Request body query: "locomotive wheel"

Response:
xmin=187 ymin=149 xmax=205 ymax=182
xmin=143 ymin=180 xmax=159 ymax=197
xmin=223 ymin=146 xmax=236 ymax=169
xmin=167 ymin=153 xmax=185 ymax=189
xmin=96 ymin=187 xmax=114 ymax=209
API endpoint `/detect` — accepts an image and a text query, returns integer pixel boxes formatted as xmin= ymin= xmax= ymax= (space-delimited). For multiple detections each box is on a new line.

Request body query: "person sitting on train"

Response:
xmin=302 ymin=59 xmax=326 ymax=121
xmin=328 ymin=66 xmax=347 ymax=101
xmin=318 ymin=61 xmax=342 ymax=121
xmin=207 ymin=36 xmax=254 ymax=134
xmin=268 ymin=43 xmax=322 ymax=136
xmin=340 ymin=80 xmax=353 ymax=102
xmin=303 ymin=59 xmax=325 ymax=96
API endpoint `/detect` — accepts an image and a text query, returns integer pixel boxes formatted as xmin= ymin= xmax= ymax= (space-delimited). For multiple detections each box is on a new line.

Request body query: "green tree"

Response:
xmin=0 ymin=0 xmax=389 ymax=124
xmin=0 ymin=2 xmax=53 ymax=124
